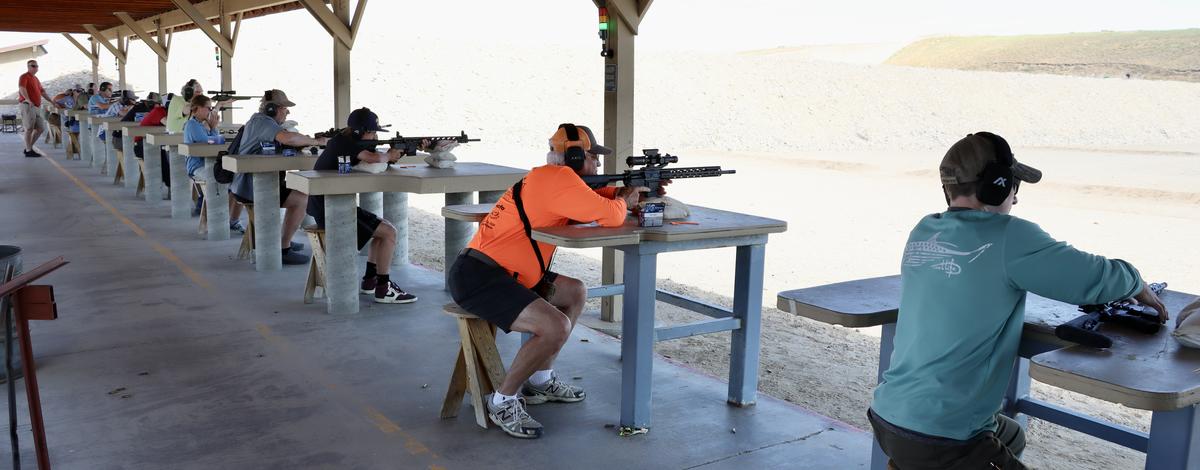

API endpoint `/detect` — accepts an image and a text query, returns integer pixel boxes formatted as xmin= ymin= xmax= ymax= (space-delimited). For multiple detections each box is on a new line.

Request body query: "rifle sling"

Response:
xmin=511 ymin=179 xmax=549 ymax=279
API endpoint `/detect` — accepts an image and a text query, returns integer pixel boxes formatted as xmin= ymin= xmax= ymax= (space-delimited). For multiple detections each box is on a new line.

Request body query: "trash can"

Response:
xmin=0 ymin=245 xmax=22 ymax=383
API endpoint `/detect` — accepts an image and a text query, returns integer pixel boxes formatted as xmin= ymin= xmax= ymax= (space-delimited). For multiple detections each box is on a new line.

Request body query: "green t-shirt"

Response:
xmin=871 ymin=209 xmax=1142 ymax=440
xmin=165 ymin=94 xmax=189 ymax=133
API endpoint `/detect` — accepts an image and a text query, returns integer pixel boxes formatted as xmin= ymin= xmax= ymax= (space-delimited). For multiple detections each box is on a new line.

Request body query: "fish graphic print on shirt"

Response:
xmin=902 ymin=232 xmax=992 ymax=277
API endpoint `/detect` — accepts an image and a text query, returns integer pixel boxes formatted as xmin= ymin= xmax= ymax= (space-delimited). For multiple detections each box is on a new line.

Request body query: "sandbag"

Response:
xmin=638 ymin=195 xmax=690 ymax=220
xmin=1172 ymin=299 xmax=1200 ymax=349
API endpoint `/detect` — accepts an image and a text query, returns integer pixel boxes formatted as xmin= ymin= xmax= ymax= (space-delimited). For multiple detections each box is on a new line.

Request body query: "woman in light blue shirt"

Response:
xmin=182 ymin=95 xmax=243 ymax=233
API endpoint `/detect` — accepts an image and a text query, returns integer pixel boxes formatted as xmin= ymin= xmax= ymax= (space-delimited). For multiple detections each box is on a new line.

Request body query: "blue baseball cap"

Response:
xmin=347 ymin=107 xmax=389 ymax=133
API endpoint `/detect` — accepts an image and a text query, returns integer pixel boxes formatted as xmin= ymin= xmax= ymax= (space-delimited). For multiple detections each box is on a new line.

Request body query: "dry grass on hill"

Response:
xmin=885 ymin=29 xmax=1200 ymax=82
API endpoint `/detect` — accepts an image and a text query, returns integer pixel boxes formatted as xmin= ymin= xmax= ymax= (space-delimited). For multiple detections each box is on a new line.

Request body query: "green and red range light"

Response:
xmin=599 ymin=7 xmax=610 ymax=31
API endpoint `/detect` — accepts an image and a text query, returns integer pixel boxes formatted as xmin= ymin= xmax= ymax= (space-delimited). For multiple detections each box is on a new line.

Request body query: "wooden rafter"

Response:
xmin=115 ymin=12 xmax=169 ymax=60
xmin=171 ymin=0 xmax=236 ymax=54
xmin=82 ymin=24 xmax=126 ymax=62
xmin=61 ymin=33 xmax=97 ymax=61
xmin=298 ymin=0 xmax=357 ymax=48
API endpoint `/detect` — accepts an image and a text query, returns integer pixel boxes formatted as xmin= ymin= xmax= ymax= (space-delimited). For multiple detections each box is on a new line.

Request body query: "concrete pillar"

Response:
xmin=168 ymin=146 xmax=190 ymax=218
xmin=203 ymin=159 xmax=230 ymax=240
xmin=144 ymin=141 xmax=163 ymax=202
xmin=91 ymin=121 xmax=103 ymax=172
xmin=383 ymin=192 xmax=408 ymax=267
xmin=252 ymin=173 xmax=283 ymax=272
xmin=325 ymin=194 xmax=359 ymax=314
xmin=601 ymin=16 xmax=637 ymax=323
xmin=444 ymin=192 xmax=474 ymax=285
xmin=106 ymin=126 xmax=119 ymax=179
xmin=122 ymin=131 xmax=136 ymax=190
xmin=479 ymin=190 xmax=504 ymax=204
xmin=81 ymin=119 xmax=93 ymax=168
xmin=358 ymin=191 xmax=382 ymax=256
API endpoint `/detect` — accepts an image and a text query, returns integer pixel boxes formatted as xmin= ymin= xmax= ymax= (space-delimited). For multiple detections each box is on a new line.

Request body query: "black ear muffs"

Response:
xmin=182 ymin=79 xmax=198 ymax=101
xmin=262 ymin=90 xmax=278 ymax=116
xmin=559 ymin=123 xmax=586 ymax=171
xmin=975 ymin=132 xmax=1015 ymax=206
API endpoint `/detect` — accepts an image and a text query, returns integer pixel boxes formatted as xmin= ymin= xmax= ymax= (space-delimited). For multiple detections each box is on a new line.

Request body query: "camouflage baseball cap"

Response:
xmin=940 ymin=132 xmax=1042 ymax=185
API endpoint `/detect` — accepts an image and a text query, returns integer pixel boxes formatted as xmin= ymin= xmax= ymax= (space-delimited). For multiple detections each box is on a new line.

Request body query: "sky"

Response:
xmin=2 ymin=0 xmax=1199 ymax=53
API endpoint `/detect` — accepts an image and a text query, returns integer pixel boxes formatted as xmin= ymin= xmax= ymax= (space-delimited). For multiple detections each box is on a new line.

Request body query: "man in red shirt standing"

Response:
xmin=17 ymin=59 xmax=49 ymax=158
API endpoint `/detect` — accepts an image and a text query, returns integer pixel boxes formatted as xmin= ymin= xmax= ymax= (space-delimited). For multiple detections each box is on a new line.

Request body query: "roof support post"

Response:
xmin=302 ymin=0 xmax=367 ymax=127
xmin=116 ymin=33 xmax=129 ymax=91
xmin=90 ymin=38 xmax=99 ymax=93
xmin=218 ymin=5 xmax=242 ymax=122
xmin=597 ymin=0 xmax=652 ymax=322
xmin=157 ymin=22 xmax=173 ymax=95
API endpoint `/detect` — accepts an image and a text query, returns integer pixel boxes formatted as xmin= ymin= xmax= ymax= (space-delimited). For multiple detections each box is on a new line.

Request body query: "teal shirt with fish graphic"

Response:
xmin=871 ymin=209 xmax=1142 ymax=440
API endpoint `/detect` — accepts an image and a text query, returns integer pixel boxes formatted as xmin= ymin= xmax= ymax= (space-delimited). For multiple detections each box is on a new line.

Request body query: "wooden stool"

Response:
xmin=237 ymin=203 xmax=256 ymax=260
xmin=302 ymin=226 xmax=327 ymax=303
xmin=66 ymin=132 xmax=80 ymax=159
xmin=135 ymin=159 xmax=146 ymax=198
xmin=193 ymin=181 xmax=207 ymax=235
xmin=440 ymin=303 xmax=507 ymax=429
xmin=112 ymin=149 xmax=125 ymax=185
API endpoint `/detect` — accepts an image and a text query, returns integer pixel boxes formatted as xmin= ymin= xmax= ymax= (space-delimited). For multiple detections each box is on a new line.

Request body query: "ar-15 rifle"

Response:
xmin=357 ymin=131 xmax=479 ymax=156
xmin=580 ymin=149 xmax=735 ymax=197
xmin=314 ymin=124 xmax=392 ymax=139
xmin=208 ymin=90 xmax=256 ymax=102
xmin=1054 ymin=282 xmax=1167 ymax=348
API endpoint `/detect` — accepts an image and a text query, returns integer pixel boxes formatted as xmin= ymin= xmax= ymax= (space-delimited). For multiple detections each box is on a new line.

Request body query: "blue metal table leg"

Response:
xmin=620 ymin=249 xmax=657 ymax=429
xmin=1003 ymin=357 xmax=1031 ymax=429
xmin=728 ymin=244 xmax=764 ymax=406
xmin=871 ymin=322 xmax=896 ymax=470
xmin=1146 ymin=405 xmax=1199 ymax=469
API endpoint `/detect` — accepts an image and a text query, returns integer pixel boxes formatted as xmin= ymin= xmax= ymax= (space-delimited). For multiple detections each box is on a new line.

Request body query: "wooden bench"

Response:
xmin=302 ymin=226 xmax=327 ymax=304
xmin=111 ymin=148 xmax=125 ymax=186
xmin=439 ymin=302 xmax=506 ymax=429
xmin=441 ymin=203 xmax=494 ymax=223
xmin=237 ymin=203 xmax=256 ymax=260
xmin=193 ymin=181 xmax=207 ymax=235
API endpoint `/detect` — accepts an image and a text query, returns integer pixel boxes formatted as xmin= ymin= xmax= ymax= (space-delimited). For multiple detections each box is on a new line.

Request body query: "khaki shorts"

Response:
xmin=18 ymin=102 xmax=46 ymax=131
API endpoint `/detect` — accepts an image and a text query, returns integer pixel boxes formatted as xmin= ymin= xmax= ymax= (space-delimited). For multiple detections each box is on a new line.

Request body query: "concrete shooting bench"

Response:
xmin=222 ymin=154 xmax=319 ymax=271
xmin=285 ymin=162 xmax=526 ymax=315
xmin=777 ymin=275 xmax=1200 ymax=470
xmin=440 ymin=203 xmax=494 ymax=224
xmin=120 ymin=125 xmax=166 ymax=202
xmin=178 ymin=143 xmax=233 ymax=241
xmin=531 ymin=206 xmax=787 ymax=430
xmin=145 ymin=131 xmax=191 ymax=219
xmin=87 ymin=115 xmax=123 ymax=176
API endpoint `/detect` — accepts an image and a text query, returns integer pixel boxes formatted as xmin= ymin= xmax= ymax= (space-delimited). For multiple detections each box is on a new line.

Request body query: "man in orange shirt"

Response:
xmin=448 ymin=123 xmax=642 ymax=439
xmin=17 ymin=60 xmax=49 ymax=157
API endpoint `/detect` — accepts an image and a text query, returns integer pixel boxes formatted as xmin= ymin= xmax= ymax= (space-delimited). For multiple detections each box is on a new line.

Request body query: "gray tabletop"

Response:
xmin=532 ymin=206 xmax=787 ymax=249
xmin=285 ymin=162 xmax=526 ymax=196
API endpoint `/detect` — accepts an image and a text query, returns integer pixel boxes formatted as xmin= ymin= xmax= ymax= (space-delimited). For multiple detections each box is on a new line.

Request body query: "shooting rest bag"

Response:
xmin=424 ymin=140 xmax=460 ymax=169
xmin=638 ymin=195 xmax=690 ymax=220
xmin=1173 ymin=298 xmax=1200 ymax=349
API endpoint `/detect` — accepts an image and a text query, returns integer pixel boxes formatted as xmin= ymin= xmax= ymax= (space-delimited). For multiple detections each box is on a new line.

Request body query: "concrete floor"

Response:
xmin=0 ymin=135 xmax=870 ymax=469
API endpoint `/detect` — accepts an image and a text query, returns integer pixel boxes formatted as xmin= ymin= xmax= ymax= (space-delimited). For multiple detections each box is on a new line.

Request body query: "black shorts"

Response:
xmin=447 ymin=249 xmax=540 ymax=333
xmin=313 ymin=207 xmax=383 ymax=251
xmin=232 ymin=175 xmax=293 ymax=208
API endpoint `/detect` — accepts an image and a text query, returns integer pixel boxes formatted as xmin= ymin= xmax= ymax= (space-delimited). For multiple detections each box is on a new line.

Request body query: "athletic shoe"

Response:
xmin=281 ymin=250 xmax=310 ymax=265
xmin=229 ymin=221 xmax=246 ymax=234
xmin=360 ymin=277 xmax=377 ymax=294
xmin=24 ymin=150 xmax=41 ymax=158
xmin=486 ymin=395 xmax=543 ymax=439
xmin=522 ymin=374 xmax=586 ymax=404
xmin=374 ymin=281 xmax=417 ymax=304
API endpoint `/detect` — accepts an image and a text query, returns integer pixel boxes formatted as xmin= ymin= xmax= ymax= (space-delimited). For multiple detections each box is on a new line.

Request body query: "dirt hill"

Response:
xmin=885 ymin=29 xmax=1200 ymax=82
